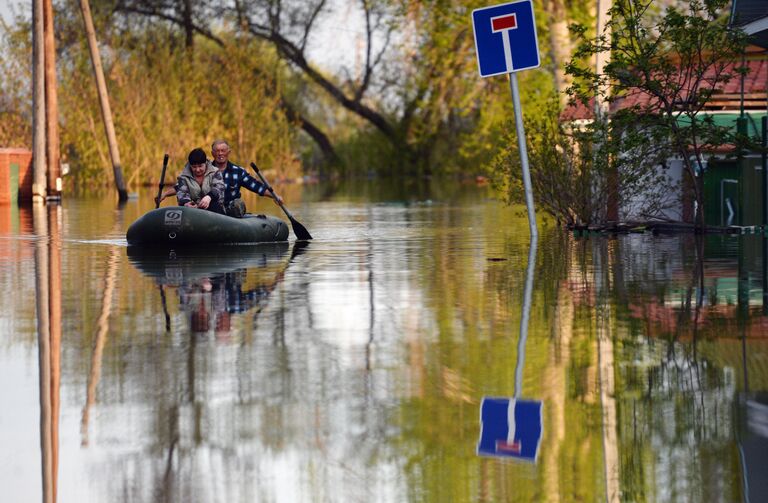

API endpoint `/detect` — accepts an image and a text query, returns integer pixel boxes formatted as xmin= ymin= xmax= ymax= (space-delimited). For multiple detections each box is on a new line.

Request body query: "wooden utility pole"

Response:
xmin=32 ymin=0 xmax=47 ymax=202
xmin=78 ymin=0 xmax=128 ymax=201
xmin=43 ymin=0 xmax=61 ymax=200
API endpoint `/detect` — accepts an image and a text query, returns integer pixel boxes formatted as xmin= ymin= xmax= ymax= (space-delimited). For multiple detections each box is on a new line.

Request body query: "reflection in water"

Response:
xmin=33 ymin=204 xmax=62 ymax=503
xmin=121 ymin=242 xmax=298 ymax=499
xmin=478 ymin=234 xmax=542 ymax=462
xmin=2 ymin=189 xmax=768 ymax=502
xmin=127 ymin=242 xmax=292 ymax=335
xmin=81 ymin=232 xmax=121 ymax=446
xmin=738 ymin=259 xmax=768 ymax=503
xmin=595 ymin=239 xmax=619 ymax=503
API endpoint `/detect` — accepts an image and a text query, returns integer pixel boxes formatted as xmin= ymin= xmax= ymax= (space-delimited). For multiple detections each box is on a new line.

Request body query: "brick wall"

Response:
xmin=0 ymin=148 xmax=33 ymax=204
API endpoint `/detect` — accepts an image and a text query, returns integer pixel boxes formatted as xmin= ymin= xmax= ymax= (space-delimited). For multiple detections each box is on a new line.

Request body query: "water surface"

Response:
xmin=0 ymin=181 xmax=766 ymax=502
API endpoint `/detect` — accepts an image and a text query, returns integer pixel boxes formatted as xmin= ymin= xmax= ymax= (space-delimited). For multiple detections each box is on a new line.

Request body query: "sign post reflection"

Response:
xmin=478 ymin=234 xmax=542 ymax=461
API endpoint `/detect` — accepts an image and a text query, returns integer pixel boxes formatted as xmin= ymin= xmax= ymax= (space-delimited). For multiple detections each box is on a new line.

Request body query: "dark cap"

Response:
xmin=188 ymin=148 xmax=207 ymax=165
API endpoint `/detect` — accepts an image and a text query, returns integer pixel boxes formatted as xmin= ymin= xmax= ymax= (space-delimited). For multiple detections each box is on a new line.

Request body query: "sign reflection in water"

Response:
xmin=478 ymin=233 xmax=543 ymax=462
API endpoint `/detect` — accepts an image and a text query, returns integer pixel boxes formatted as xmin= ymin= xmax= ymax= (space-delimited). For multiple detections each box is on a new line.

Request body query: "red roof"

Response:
xmin=562 ymin=57 xmax=768 ymax=121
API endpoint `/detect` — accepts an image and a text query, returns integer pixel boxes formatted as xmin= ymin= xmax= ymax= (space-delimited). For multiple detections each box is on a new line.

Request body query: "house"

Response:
xmin=562 ymin=54 xmax=767 ymax=226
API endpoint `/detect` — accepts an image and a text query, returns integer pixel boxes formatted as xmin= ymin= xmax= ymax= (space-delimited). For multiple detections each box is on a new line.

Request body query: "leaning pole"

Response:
xmin=78 ymin=0 xmax=128 ymax=201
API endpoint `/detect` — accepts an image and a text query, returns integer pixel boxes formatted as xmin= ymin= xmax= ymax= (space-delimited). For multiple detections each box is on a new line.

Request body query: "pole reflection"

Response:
xmin=478 ymin=234 xmax=542 ymax=462
xmin=33 ymin=203 xmax=61 ymax=503
xmin=81 ymin=239 xmax=121 ymax=445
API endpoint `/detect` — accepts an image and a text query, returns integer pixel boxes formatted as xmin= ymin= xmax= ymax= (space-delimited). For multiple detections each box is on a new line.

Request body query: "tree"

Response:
xmin=566 ymin=0 xmax=749 ymax=228
xmin=490 ymin=99 xmax=677 ymax=227
xmin=108 ymin=0 xmax=555 ymax=175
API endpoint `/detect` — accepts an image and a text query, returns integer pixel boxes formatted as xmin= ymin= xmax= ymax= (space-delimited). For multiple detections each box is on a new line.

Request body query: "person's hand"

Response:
xmin=185 ymin=201 xmax=197 ymax=208
xmin=198 ymin=195 xmax=211 ymax=209
xmin=154 ymin=196 xmax=161 ymax=206
xmin=271 ymin=193 xmax=283 ymax=205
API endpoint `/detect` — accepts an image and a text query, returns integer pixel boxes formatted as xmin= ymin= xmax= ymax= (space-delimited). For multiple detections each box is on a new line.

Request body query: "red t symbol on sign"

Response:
xmin=491 ymin=14 xmax=517 ymax=32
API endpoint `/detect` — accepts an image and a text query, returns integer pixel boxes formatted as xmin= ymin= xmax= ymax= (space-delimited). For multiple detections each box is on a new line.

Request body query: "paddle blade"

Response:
xmin=289 ymin=216 xmax=313 ymax=240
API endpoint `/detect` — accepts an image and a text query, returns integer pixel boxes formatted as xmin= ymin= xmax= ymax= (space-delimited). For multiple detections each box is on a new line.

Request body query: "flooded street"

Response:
xmin=1 ymin=181 xmax=766 ymax=502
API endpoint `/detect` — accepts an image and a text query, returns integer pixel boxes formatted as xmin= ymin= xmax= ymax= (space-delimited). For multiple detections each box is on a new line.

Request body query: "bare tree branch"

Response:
xmin=115 ymin=3 xmax=225 ymax=46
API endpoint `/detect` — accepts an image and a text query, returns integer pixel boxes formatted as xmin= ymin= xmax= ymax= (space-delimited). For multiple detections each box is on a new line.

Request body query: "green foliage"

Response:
xmin=0 ymin=0 xmax=601 ymax=184
xmin=1 ymin=6 xmax=298 ymax=190
xmin=59 ymin=33 xmax=298 ymax=191
xmin=0 ymin=17 xmax=33 ymax=147
xmin=566 ymin=0 xmax=750 ymax=226
xmin=489 ymin=99 xmax=678 ymax=226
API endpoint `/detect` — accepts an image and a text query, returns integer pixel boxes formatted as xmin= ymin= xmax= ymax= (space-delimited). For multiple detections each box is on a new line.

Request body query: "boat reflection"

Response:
xmin=127 ymin=242 xmax=291 ymax=284
xmin=120 ymin=242 xmax=305 ymax=498
xmin=127 ymin=242 xmax=296 ymax=337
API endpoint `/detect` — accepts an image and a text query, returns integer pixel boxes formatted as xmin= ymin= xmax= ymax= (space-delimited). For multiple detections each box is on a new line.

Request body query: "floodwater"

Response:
xmin=0 ymin=180 xmax=766 ymax=503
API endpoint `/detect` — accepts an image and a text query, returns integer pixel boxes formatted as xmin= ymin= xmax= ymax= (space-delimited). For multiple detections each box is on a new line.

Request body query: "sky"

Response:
xmin=0 ymin=0 xmax=22 ymax=24
xmin=0 ymin=0 xmax=361 ymax=74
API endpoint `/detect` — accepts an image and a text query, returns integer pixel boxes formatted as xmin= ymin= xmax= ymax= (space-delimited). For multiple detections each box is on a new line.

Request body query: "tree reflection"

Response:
xmin=28 ymin=194 xmax=766 ymax=502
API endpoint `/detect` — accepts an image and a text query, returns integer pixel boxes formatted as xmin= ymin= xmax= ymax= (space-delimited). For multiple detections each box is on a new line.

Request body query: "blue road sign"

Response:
xmin=478 ymin=397 xmax=543 ymax=461
xmin=472 ymin=0 xmax=541 ymax=77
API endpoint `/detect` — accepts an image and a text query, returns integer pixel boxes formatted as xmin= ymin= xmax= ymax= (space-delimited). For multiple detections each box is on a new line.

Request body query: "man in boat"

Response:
xmin=175 ymin=148 xmax=226 ymax=214
xmin=156 ymin=139 xmax=282 ymax=217
xmin=210 ymin=139 xmax=282 ymax=217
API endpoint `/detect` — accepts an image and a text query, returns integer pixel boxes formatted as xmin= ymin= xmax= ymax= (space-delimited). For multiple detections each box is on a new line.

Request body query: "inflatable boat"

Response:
xmin=126 ymin=207 xmax=289 ymax=245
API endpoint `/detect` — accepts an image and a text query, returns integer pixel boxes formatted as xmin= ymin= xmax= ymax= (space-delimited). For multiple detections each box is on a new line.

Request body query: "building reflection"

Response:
xmin=33 ymin=203 xmax=62 ymax=503
xmin=567 ymin=232 xmax=768 ymax=502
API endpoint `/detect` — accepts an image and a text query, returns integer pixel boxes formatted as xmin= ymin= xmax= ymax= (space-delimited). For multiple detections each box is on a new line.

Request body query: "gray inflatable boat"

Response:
xmin=126 ymin=207 xmax=289 ymax=245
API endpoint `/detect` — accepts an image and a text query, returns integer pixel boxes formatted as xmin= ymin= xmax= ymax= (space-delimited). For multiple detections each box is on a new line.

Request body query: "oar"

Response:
xmin=158 ymin=284 xmax=171 ymax=332
xmin=250 ymin=162 xmax=312 ymax=240
xmin=155 ymin=153 xmax=170 ymax=209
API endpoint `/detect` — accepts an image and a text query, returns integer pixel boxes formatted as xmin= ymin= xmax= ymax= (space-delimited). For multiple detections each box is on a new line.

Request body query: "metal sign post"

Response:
xmin=474 ymin=0 xmax=543 ymax=461
xmin=509 ymin=73 xmax=538 ymax=238
xmin=472 ymin=0 xmax=540 ymax=238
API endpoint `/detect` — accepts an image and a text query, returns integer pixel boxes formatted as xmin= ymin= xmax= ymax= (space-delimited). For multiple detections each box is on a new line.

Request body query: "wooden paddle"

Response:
xmin=155 ymin=153 xmax=170 ymax=209
xmin=250 ymin=162 xmax=312 ymax=240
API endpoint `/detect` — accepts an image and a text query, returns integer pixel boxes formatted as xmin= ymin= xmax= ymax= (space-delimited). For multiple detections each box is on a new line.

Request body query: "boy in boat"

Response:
xmin=175 ymin=148 xmax=226 ymax=214
xmin=156 ymin=139 xmax=282 ymax=217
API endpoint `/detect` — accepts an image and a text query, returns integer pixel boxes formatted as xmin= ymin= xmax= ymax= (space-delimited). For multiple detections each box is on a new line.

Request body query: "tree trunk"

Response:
xmin=547 ymin=0 xmax=572 ymax=108
xmin=182 ymin=0 xmax=194 ymax=49
xmin=594 ymin=0 xmax=612 ymax=117
xmin=281 ymin=99 xmax=339 ymax=168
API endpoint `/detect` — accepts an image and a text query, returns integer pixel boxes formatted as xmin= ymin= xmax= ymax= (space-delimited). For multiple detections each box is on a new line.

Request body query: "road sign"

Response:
xmin=472 ymin=0 xmax=541 ymax=77
xmin=470 ymin=0 xmax=539 ymax=238
xmin=478 ymin=397 xmax=543 ymax=461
